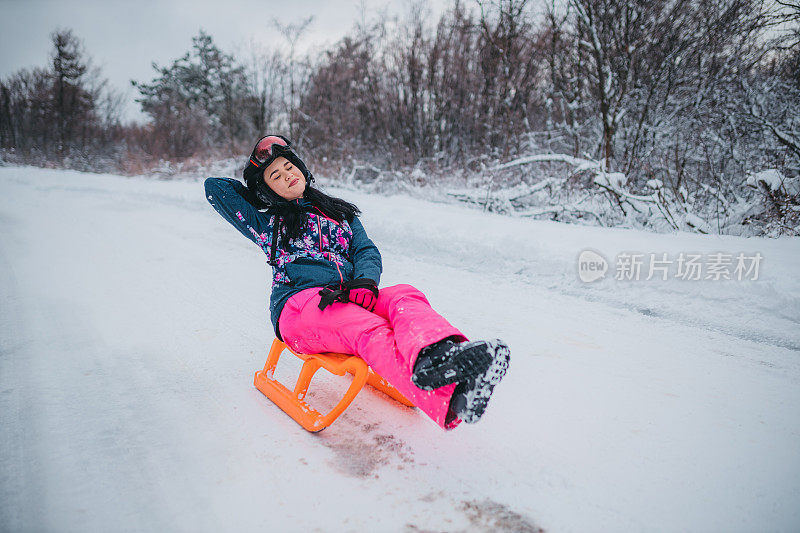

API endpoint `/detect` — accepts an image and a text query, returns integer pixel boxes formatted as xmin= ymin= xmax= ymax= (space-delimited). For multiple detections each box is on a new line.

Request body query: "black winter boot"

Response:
xmin=447 ymin=340 xmax=511 ymax=424
xmin=412 ymin=336 xmax=506 ymax=391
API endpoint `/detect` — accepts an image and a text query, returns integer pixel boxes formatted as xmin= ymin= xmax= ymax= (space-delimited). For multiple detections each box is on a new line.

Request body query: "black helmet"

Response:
xmin=242 ymin=134 xmax=315 ymax=206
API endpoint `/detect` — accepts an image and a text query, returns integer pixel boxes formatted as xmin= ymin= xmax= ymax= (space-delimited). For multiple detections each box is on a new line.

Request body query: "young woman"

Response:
xmin=204 ymin=135 xmax=510 ymax=429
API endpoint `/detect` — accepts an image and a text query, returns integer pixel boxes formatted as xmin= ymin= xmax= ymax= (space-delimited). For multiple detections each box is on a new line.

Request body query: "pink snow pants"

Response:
xmin=278 ymin=284 xmax=468 ymax=429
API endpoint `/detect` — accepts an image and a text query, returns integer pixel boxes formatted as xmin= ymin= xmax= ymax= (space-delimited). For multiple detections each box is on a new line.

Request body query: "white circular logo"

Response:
xmin=577 ymin=249 xmax=608 ymax=283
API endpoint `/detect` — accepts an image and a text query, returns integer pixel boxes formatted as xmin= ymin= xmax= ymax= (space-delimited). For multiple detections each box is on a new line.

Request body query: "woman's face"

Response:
xmin=262 ymin=156 xmax=305 ymax=201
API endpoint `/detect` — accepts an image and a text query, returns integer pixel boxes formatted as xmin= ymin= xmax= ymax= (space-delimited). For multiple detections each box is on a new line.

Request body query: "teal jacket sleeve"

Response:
xmin=349 ymin=216 xmax=382 ymax=286
xmin=204 ymin=177 xmax=274 ymax=249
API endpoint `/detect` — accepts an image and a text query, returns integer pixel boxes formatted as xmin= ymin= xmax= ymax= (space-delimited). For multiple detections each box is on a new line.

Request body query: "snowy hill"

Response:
xmin=1 ymin=167 xmax=798 ymax=532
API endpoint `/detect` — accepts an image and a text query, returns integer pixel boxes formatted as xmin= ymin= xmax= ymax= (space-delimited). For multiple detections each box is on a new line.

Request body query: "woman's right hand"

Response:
xmin=349 ymin=287 xmax=377 ymax=312
xmin=347 ymin=278 xmax=378 ymax=312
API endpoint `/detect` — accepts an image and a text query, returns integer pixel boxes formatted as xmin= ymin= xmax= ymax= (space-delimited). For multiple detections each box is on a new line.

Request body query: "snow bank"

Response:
xmin=1 ymin=166 xmax=798 ymax=532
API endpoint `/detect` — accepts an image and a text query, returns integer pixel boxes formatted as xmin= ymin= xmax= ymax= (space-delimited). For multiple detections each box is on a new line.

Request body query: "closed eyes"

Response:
xmin=272 ymin=164 xmax=295 ymax=180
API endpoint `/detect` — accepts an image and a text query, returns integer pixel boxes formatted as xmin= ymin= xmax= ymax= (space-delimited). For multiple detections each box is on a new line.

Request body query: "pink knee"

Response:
xmin=378 ymin=283 xmax=431 ymax=305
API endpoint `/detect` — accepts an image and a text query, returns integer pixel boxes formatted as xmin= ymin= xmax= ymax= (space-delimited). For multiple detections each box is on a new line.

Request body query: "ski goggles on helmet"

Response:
xmin=244 ymin=134 xmax=314 ymax=191
xmin=249 ymin=135 xmax=292 ymax=168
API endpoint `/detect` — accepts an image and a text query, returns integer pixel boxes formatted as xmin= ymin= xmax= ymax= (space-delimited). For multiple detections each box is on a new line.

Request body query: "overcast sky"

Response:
xmin=0 ymin=0 xmax=451 ymax=122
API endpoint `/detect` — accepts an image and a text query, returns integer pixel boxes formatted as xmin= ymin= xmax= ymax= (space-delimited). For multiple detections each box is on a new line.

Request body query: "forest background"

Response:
xmin=1 ymin=0 xmax=798 ymax=236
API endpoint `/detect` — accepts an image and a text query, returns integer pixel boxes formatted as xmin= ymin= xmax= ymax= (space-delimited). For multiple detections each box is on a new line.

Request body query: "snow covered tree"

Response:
xmin=51 ymin=29 xmax=95 ymax=155
xmin=0 ymin=28 xmax=120 ymax=166
xmin=132 ymin=30 xmax=256 ymax=157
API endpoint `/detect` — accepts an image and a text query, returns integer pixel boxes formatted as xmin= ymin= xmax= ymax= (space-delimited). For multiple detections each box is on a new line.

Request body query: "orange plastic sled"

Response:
xmin=254 ymin=338 xmax=415 ymax=432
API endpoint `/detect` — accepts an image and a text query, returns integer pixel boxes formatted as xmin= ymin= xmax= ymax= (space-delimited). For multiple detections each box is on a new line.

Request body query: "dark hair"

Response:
xmin=274 ymin=183 xmax=361 ymax=244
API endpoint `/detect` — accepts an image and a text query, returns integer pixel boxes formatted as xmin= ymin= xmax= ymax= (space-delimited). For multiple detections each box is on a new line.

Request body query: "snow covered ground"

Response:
xmin=1 ymin=166 xmax=799 ymax=532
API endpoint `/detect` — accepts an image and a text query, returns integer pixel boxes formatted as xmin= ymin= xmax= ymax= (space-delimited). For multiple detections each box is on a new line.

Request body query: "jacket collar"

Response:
xmin=269 ymin=194 xmax=307 ymax=206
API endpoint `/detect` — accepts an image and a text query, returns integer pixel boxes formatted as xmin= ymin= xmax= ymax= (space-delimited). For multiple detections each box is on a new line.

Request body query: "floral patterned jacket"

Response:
xmin=204 ymin=177 xmax=383 ymax=340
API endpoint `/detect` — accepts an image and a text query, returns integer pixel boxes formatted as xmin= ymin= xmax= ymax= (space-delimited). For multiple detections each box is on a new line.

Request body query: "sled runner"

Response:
xmin=254 ymin=338 xmax=415 ymax=432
